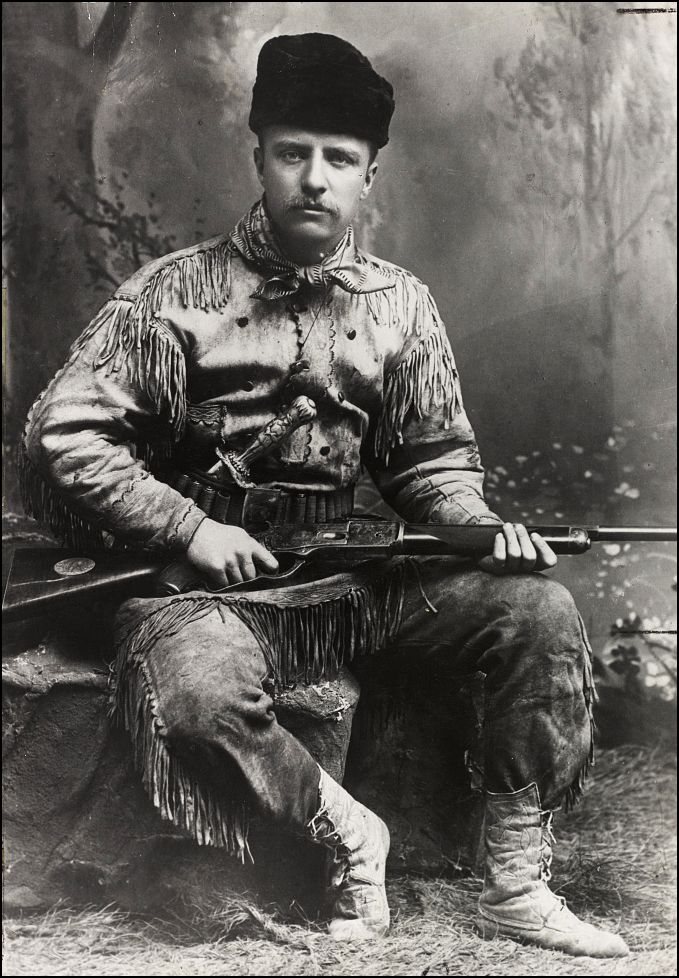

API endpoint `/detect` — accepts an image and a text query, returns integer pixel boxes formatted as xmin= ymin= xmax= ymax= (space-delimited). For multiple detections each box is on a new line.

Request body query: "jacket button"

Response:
xmin=346 ymin=329 xmax=356 ymax=340
xmin=236 ymin=317 xmax=249 ymax=327
xmin=242 ymin=381 xmax=254 ymax=392
xmin=319 ymin=446 xmax=331 ymax=456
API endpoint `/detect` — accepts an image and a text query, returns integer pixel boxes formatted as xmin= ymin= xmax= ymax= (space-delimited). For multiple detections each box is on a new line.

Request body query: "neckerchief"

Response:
xmin=230 ymin=199 xmax=394 ymax=301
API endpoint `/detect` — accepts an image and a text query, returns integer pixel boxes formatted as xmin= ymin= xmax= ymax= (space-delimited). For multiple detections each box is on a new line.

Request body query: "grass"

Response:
xmin=3 ymin=745 xmax=676 ymax=977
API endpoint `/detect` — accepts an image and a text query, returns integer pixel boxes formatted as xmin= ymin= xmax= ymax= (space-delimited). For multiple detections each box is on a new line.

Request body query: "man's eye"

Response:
xmin=281 ymin=151 xmax=303 ymax=162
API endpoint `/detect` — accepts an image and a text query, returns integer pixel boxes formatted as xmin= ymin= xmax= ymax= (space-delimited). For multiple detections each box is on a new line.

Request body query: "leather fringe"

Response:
xmin=564 ymin=613 xmax=598 ymax=811
xmin=111 ymin=597 xmax=251 ymax=860
xmin=17 ymin=439 xmax=175 ymax=550
xmin=375 ymin=326 xmax=459 ymax=464
xmin=19 ymin=241 xmax=232 ymax=547
xmin=81 ymin=300 xmax=187 ymax=442
xmin=227 ymin=560 xmax=409 ymax=689
xmin=17 ymin=443 xmax=109 ymax=550
xmin=362 ymin=261 xmax=430 ymax=336
xmin=133 ymin=239 xmax=233 ymax=319
xmin=70 ymin=238 xmax=233 ymax=438
xmin=110 ymin=561 xmax=408 ymax=856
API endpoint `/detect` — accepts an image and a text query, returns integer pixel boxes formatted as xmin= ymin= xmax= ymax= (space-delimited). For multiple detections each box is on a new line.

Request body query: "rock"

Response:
xmin=2 ymin=628 xmax=359 ymax=913
xmin=346 ymin=655 xmax=485 ymax=875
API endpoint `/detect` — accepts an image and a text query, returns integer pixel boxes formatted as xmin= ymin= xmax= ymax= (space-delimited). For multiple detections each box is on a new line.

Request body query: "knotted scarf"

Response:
xmin=230 ymin=199 xmax=394 ymax=301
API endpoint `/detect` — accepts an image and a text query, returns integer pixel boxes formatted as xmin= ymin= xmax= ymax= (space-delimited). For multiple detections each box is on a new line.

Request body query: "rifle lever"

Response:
xmin=155 ymin=557 xmax=306 ymax=597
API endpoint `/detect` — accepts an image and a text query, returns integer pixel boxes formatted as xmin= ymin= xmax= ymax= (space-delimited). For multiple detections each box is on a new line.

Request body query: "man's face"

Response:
xmin=254 ymin=126 xmax=378 ymax=260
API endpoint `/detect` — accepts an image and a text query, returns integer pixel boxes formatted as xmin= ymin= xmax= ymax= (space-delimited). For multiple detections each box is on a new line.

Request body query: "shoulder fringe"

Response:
xmin=109 ymin=561 xmax=409 ymax=857
xmin=74 ymin=236 xmax=234 ymax=439
xmin=75 ymin=298 xmax=188 ymax=442
xmin=375 ymin=325 xmax=459 ymax=465
xmin=359 ymin=261 xmax=460 ymax=465
xmin=19 ymin=240 xmax=233 ymax=548
xmin=111 ymin=598 xmax=251 ymax=860
xmin=361 ymin=259 xmax=432 ymax=336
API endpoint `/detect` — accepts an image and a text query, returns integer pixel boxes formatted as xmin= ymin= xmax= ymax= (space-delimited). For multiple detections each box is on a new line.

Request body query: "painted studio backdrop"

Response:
xmin=3 ymin=2 xmax=677 ymax=730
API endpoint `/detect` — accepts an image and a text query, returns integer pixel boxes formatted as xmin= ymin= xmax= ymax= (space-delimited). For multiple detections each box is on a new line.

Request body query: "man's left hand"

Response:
xmin=477 ymin=522 xmax=558 ymax=576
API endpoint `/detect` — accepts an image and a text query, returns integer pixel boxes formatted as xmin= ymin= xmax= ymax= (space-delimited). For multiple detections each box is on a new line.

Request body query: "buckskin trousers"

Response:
xmin=113 ymin=558 xmax=594 ymax=844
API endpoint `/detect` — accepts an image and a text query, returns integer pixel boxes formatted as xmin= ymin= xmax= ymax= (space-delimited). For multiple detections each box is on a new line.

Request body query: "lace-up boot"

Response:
xmin=306 ymin=767 xmax=390 ymax=941
xmin=477 ymin=783 xmax=628 ymax=957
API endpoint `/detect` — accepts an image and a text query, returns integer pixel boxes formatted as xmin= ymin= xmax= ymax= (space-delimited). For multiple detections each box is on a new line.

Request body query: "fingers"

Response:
xmin=531 ymin=532 xmax=558 ymax=570
xmin=229 ymin=542 xmax=279 ymax=584
xmin=223 ymin=560 xmax=244 ymax=586
xmin=227 ymin=542 xmax=279 ymax=585
xmin=252 ymin=541 xmax=280 ymax=574
xmin=491 ymin=529 xmax=506 ymax=573
xmin=239 ymin=555 xmax=258 ymax=582
xmin=480 ymin=524 xmax=556 ymax=576
xmin=514 ymin=523 xmax=537 ymax=571
xmin=502 ymin=523 xmax=523 ymax=574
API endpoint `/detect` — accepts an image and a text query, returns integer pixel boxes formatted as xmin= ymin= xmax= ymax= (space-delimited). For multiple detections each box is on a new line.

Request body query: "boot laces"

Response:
xmin=307 ymin=808 xmax=351 ymax=887
xmin=539 ymin=809 xmax=556 ymax=883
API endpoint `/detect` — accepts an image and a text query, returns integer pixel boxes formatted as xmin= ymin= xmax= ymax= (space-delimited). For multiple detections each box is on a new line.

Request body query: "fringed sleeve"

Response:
xmin=21 ymin=294 xmax=205 ymax=552
xmin=367 ymin=280 xmax=502 ymax=526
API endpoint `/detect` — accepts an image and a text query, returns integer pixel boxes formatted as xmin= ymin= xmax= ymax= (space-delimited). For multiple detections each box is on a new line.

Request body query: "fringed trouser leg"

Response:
xmin=113 ymin=598 xmax=322 ymax=859
xmin=112 ymin=558 xmax=594 ymax=856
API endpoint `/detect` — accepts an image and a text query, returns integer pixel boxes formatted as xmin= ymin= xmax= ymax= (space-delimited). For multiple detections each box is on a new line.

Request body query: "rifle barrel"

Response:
xmin=401 ymin=524 xmax=593 ymax=554
xmin=591 ymin=527 xmax=677 ymax=543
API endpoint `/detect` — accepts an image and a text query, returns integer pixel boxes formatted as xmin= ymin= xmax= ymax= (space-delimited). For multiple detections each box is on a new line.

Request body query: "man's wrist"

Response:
xmin=168 ymin=504 xmax=208 ymax=553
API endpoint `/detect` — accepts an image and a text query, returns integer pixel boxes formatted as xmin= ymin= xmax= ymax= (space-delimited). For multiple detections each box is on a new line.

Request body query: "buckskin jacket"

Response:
xmin=21 ymin=205 xmax=500 ymax=555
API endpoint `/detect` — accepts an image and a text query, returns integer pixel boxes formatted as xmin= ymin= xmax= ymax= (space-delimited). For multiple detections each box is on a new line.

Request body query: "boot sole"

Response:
xmin=475 ymin=915 xmax=629 ymax=958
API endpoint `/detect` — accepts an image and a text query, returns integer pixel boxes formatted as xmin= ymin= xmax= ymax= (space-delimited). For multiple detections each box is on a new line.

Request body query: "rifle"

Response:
xmin=3 ymin=522 xmax=676 ymax=624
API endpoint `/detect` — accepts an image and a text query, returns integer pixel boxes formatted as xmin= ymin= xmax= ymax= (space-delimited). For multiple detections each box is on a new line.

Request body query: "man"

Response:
xmin=21 ymin=33 xmax=628 ymax=957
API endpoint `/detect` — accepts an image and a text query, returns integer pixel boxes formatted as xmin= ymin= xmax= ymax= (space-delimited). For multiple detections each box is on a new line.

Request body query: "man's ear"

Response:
xmin=254 ymin=145 xmax=265 ymax=187
xmin=359 ymin=160 xmax=379 ymax=201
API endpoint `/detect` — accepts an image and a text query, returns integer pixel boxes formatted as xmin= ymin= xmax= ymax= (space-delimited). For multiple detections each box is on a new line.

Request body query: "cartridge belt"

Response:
xmin=168 ymin=470 xmax=355 ymax=526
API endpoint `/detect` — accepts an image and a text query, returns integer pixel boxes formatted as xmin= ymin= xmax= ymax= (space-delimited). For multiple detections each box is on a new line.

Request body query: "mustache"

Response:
xmin=288 ymin=198 xmax=339 ymax=217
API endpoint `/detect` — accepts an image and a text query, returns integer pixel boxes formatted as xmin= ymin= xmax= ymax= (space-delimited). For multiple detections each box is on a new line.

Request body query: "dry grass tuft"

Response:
xmin=3 ymin=746 xmax=676 ymax=977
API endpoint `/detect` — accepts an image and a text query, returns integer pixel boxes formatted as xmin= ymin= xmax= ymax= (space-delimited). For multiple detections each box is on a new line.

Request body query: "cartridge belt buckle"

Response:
xmin=241 ymin=487 xmax=283 ymax=529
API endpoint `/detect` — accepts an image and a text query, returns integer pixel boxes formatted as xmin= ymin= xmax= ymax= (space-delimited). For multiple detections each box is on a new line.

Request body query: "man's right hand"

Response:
xmin=186 ymin=519 xmax=279 ymax=587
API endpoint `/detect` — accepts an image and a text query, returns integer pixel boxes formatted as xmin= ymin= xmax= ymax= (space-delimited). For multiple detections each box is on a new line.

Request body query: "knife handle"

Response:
xmin=238 ymin=396 xmax=317 ymax=469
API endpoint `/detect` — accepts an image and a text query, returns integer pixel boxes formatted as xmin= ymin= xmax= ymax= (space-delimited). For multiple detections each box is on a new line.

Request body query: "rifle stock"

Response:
xmin=3 ymin=522 xmax=676 ymax=623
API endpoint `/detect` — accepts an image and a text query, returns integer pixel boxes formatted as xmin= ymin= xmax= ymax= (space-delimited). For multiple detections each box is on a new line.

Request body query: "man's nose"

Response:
xmin=301 ymin=152 xmax=328 ymax=196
